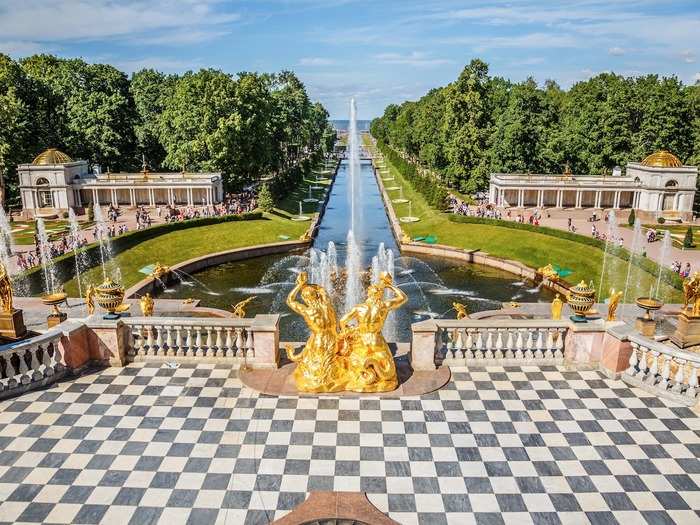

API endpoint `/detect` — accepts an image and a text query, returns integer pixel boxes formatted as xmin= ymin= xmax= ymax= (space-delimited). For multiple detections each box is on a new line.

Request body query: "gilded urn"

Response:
xmin=94 ymin=278 xmax=125 ymax=316
xmin=567 ymin=280 xmax=596 ymax=317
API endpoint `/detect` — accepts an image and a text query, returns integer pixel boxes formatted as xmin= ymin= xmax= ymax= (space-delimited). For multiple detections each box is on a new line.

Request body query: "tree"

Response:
xmin=684 ymin=227 xmax=694 ymax=248
xmin=257 ymin=183 xmax=274 ymax=212
xmin=627 ymin=208 xmax=636 ymax=226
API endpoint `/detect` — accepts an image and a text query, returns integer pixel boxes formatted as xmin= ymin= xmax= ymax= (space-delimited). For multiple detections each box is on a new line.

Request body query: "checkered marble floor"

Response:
xmin=1 ymin=363 xmax=699 ymax=525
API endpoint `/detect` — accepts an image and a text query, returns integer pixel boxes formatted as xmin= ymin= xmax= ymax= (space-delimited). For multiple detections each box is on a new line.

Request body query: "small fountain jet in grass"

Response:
xmin=291 ymin=201 xmax=311 ymax=222
xmin=392 ymin=187 xmax=408 ymax=204
xmin=232 ymin=296 xmax=256 ymax=318
xmin=399 ymin=201 xmax=420 ymax=223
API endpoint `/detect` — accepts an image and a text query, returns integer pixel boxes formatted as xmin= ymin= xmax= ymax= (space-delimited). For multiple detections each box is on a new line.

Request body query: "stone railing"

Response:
xmin=412 ymin=319 xmax=569 ymax=370
xmin=123 ymin=314 xmax=280 ymax=368
xmin=0 ymin=329 xmax=66 ymax=399
xmin=623 ymin=333 xmax=700 ymax=406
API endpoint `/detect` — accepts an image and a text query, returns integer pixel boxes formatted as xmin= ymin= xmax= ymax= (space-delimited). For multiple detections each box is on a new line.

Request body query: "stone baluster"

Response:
xmin=144 ymin=325 xmax=154 ymax=356
xmin=475 ymin=330 xmax=484 ymax=359
xmin=626 ymin=343 xmax=639 ymax=375
xmin=214 ymin=328 xmax=224 ymax=357
xmin=184 ymin=327 xmax=192 ymax=356
xmin=553 ymin=329 xmax=565 ymax=359
xmin=245 ymin=329 xmax=254 ymax=357
xmin=174 ymin=326 xmax=184 ymax=357
xmin=154 ymin=325 xmax=163 ymax=356
xmin=225 ymin=328 xmax=233 ymax=356
xmin=235 ymin=328 xmax=244 ymax=357
xmin=205 ymin=328 xmax=214 ymax=356
xmin=454 ymin=329 xmax=464 ymax=359
xmin=659 ymin=356 xmax=671 ymax=390
xmin=29 ymin=346 xmax=43 ymax=382
xmin=688 ymin=365 xmax=699 ymax=399
xmin=636 ymin=347 xmax=648 ymax=380
xmin=132 ymin=325 xmax=144 ymax=356
xmin=672 ymin=360 xmax=685 ymax=393
xmin=464 ymin=329 xmax=474 ymax=358
xmin=19 ymin=349 xmax=30 ymax=385
xmin=6 ymin=352 xmax=19 ymax=388
xmin=515 ymin=329 xmax=524 ymax=359
xmin=194 ymin=327 xmax=203 ymax=357
xmin=485 ymin=330 xmax=494 ymax=359
xmin=165 ymin=327 xmax=175 ymax=357
xmin=42 ymin=343 xmax=55 ymax=376
xmin=525 ymin=329 xmax=535 ymax=360
xmin=494 ymin=330 xmax=504 ymax=359
xmin=645 ymin=351 xmax=659 ymax=385
xmin=534 ymin=329 xmax=545 ymax=359
xmin=503 ymin=329 xmax=514 ymax=359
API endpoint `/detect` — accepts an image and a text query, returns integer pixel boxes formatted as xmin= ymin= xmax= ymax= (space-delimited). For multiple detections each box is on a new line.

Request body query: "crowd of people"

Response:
xmin=13 ymin=188 xmax=261 ymax=272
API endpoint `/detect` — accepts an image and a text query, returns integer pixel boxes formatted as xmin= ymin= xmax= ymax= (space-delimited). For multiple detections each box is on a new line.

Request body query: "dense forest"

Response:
xmin=371 ymin=59 xmax=700 ymax=194
xmin=0 ymin=53 xmax=336 ymax=205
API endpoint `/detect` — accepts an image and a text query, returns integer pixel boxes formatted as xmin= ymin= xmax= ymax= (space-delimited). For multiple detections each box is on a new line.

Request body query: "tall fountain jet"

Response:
xmin=344 ymin=98 xmax=363 ymax=312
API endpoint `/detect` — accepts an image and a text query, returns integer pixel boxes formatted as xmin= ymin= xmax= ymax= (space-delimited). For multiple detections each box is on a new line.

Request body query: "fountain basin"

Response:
xmin=291 ymin=215 xmax=312 ymax=222
xmin=399 ymin=216 xmax=420 ymax=223
xmin=393 ymin=199 xmax=409 ymax=204
xmin=385 ymin=186 xmax=400 ymax=191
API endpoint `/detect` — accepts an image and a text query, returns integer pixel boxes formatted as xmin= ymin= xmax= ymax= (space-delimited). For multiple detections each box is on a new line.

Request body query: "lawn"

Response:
xmin=366 ymin=137 xmax=683 ymax=302
xmin=62 ymin=213 xmax=309 ymax=296
xmin=9 ymin=219 xmax=93 ymax=245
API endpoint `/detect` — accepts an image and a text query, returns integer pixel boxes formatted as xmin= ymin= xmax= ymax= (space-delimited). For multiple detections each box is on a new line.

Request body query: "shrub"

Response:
xmin=657 ymin=216 xmax=665 ymax=224
xmin=61 ymin=211 xmax=69 ymax=219
xmin=257 ymin=183 xmax=274 ymax=212
xmin=87 ymin=206 xmax=94 ymax=222
xmin=628 ymin=208 xmax=635 ymax=226
xmin=684 ymin=227 xmax=694 ymax=248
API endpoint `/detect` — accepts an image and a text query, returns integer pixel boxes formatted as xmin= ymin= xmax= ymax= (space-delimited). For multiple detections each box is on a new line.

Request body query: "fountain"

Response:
xmin=68 ymin=209 xmax=89 ymax=298
xmin=36 ymin=218 xmax=59 ymax=294
xmin=303 ymin=186 xmax=319 ymax=203
xmin=399 ymin=201 xmax=420 ymax=223
xmin=291 ymin=201 xmax=311 ymax=221
xmin=654 ymin=230 xmax=672 ymax=300
xmin=0 ymin=208 xmax=27 ymax=296
xmin=93 ymin=204 xmax=121 ymax=283
xmin=392 ymin=186 xmax=408 ymax=204
xmin=621 ymin=218 xmax=644 ymax=319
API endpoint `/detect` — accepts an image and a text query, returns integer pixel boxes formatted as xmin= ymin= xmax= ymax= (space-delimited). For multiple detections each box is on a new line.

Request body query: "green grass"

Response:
xmin=275 ymin=164 xmax=335 ymax=217
xmin=62 ymin=214 xmax=309 ymax=296
xmin=367 ymin=137 xmax=683 ymax=302
xmin=10 ymin=219 xmax=93 ymax=245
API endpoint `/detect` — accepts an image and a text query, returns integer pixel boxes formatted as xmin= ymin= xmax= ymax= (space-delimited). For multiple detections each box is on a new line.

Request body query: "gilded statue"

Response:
xmin=151 ymin=262 xmax=170 ymax=281
xmin=0 ymin=262 xmax=13 ymax=313
xmin=401 ymin=232 xmax=412 ymax=244
xmin=537 ymin=264 xmax=559 ymax=282
xmin=338 ymin=272 xmax=407 ymax=393
xmin=140 ymin=293 xmax=154 ymax=316
xmin=683 ymin=272 xmax=700 ymax=317
xmin=85 ymin=284 xmax=96 ymax=315
xmin=606 ymin=288 xmax=623 ymax=321
xmin=551 ymin=294 xmax=563 ymax=320
xmin=286 ymin=272 xmax=345 ymax=393
xmin=232 ymin=296 xmax=256 ymax=318
xmin=453 ymin=302 xmax=469 ymax=320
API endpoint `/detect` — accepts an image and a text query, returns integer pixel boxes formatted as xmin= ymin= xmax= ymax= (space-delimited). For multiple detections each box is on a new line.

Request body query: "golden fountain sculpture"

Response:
xmin=537 ymin=263 xmax=559 ymax=282
xmin=682 ymin=271 xmax=700 ymax=317
xmin=232 ymin=296 xmax=256 ymax=318
xmin=453 ymin=302 xmax=469 ymax=320
xmin=140 ymin=293 xmax=154 ymax=317
xmin=607 ymin=288 xmax=623 ymax=321
xmin=85 ymin=284 xmax=96 ymax=316
xmin=151 ymin=262 xmax=170 ymax=281
xmin=0 ymin=262 xmax=13 ymax=313
xmin=285 ymin=270 xmax=407 ymax=393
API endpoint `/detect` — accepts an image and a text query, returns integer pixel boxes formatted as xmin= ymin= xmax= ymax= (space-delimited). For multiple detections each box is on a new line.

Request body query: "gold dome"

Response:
xmin=32 ymin=148 xmax=73 ymax=166
xmin=641 ymin=150 xmax=683 ymax=168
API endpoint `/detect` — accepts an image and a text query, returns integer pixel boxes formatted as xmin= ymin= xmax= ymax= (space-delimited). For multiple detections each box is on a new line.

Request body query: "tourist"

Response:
xmin=682 ymin=263 xmax=692 ymax=278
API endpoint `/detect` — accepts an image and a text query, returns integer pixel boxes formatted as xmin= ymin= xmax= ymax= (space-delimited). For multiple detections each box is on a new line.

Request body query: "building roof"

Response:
xmin=641 ymin=150 xmax=683 ymax=168
xmin=32 ymin=148 xmax=73 ymax=166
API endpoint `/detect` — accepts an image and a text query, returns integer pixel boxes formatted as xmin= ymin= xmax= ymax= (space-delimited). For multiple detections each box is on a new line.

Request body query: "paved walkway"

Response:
xmin=1 ymin=362 xmax=698 ymax=524
xmin=488 ymin=207 xmax=700 ymax=274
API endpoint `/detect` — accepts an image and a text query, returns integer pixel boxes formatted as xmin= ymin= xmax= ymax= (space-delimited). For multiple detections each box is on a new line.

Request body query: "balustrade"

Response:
xmin=624 ymin=334 xmax=700 ymax=405
xmin=0 ymin=332 xmax=64 ymax=396
xmin=125 ymin=317 xmax=256 ymax=362
xmin=425 ymin=319 xmax=569 ymax=366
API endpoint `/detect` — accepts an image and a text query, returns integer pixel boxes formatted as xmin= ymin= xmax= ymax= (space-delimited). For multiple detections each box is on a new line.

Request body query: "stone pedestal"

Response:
xmin=0 ymin=309 xmax=27 ymax=339
xmin=670 ymin=312 xmax=700 ymax=348
xmin=47 ymin=312 xmax=68 ymax=329
xmin=635 ymin=317 xmax=657 ymax=337
xmin=250 ymin=314 xmax=280 ymax=369
xmin=411 ymin=319 xmax=438 ymax=371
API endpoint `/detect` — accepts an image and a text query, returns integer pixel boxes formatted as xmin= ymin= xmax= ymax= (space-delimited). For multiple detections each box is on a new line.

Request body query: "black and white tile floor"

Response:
xmin=1 ymin=363 xmax=699 ymax=525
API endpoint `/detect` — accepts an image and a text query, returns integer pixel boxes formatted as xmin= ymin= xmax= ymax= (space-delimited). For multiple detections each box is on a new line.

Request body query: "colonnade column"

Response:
xmin=92 ymin=189 xmax=99 ymax=206
xmin=517 ymin=189 xmax=524 ymax=207
xmin=556 ymin=190 xmax=563 ymax=208
xmin=129 ymin=189 xmax=135 ymax=207
xmin=575 ymin=190 xmax=582 ymax=208
xmin=613 ymin=191 xmax=621 ymax=209
xmin=594 ymin=191 xmax=601 ymax=208
xmin=187 ymin=188 xmax=193 ymax=206
xmin=148 ymin=188 xmax=155 ymax=207
xmin=110 ymin=189 xmax=117 ymax=206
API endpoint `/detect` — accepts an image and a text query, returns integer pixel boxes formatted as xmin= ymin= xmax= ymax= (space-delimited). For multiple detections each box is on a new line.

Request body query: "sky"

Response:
xmin=1 ymin=0 xmax=699 ymax=120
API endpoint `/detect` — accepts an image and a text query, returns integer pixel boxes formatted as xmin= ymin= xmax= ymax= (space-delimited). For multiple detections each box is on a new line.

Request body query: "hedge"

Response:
xmin=376 ymin=140 xmax=448 ymax=210
xmin=20 ymin=212 xmax=263 ymax=295
xmin=448 ymin=214 xmax=683 ymax=290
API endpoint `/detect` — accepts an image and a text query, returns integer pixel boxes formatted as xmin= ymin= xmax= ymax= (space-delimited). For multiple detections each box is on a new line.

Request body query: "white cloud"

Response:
xmin=299 ymin=57 xmax=336 ymax=66
xmin=694 ymin=73 xmax=700 ymax=83
xmin=0 ymin=40 xmax=48 ymax=56
xmin=444 ymin=32 xmax=578 ymax=50
xmin=681 ymin=50 xmax=696 ymax=64
xmin=373 ymin=51 xmax=452 ymax=67
xmin=0 ymin=1 xmax=239 ymax=43
xmin=109 ymin=57 xmax=202 ymax=74
xmin=608 ymin=47 xmax=625 ymax=56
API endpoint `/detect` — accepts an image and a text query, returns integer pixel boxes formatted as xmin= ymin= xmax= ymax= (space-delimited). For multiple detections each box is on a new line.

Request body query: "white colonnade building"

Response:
xmin=18 ymin=149 xmax=224 ymax=218
xmin=488 ymin=151 xmax=697 ymax=221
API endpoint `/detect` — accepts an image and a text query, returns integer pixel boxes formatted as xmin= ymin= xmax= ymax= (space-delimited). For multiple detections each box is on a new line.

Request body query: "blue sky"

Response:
xmin=1 ymin=0 xmax=699 ymax=119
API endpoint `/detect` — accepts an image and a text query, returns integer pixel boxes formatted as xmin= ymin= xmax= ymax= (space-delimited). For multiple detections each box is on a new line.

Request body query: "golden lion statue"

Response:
xmin=683 ymin=272 xmax=700 ymax=317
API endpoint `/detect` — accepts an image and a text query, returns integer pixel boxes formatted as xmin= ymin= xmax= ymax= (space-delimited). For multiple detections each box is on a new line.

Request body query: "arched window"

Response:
xmin=35 ymin=177 xmax=53 ymax=207
xmin=35 ymin=177 xmax=50 ymax=186
xmin=665 ymin=179 xmax=678 ymax=188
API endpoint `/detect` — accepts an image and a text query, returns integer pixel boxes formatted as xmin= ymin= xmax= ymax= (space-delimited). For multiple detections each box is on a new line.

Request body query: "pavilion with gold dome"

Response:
xmin=488 ymin=150 xmax=698 ymax=220
xmin=17 ymin=148 xmax=224 ymax=218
